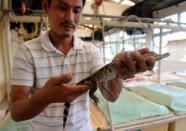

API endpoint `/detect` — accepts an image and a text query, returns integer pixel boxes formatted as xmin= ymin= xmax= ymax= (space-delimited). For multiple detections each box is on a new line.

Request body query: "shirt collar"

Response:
xmin=73 ymin=36 xmax=83 ymax=50
xmin=41 ymin=31 xmax=84 ymax=52
xmin=41 ymin=31 xmax=57 ymax=52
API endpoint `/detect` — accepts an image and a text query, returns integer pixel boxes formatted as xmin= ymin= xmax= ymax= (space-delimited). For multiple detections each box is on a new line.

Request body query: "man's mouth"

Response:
xmin=60 ymin=23 xmax=75 ymax=30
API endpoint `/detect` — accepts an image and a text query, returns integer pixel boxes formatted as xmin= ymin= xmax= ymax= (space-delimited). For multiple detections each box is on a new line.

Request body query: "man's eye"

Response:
xmin=74 ymin=9 xmax=81 ymax=14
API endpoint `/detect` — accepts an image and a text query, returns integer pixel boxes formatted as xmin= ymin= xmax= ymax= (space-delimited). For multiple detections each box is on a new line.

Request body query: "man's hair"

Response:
xmin=47 ymin=0 xmax=86 ymax=7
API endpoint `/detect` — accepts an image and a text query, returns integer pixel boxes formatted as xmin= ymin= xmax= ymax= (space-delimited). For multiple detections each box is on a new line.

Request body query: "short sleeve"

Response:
xmin=11 ymin=45 xmax=34 ymax=86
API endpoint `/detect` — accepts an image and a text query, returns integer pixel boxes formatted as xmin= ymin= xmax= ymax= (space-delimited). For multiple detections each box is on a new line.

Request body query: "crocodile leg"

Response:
xmin=89 ymin=80 xmax=99 ymax=104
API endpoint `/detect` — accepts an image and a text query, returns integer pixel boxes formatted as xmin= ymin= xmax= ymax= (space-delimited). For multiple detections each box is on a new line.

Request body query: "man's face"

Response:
xmin=45 ymin=0 xmax=83 ymax=38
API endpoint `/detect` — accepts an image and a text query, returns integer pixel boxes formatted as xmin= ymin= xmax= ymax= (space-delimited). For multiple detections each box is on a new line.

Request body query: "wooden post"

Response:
xmin=2 ymin=0 xmax=9 ymax=9
xmin=1 ymin=19 xmax=12 ymax=101
xmin=0 ymin=20 xmax=7 ymax=102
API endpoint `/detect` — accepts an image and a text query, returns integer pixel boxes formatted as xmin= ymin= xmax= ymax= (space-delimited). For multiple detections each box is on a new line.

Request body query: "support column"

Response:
xmin=2 ymin=0 xmax=9 ymax=9
xmin=0 ymin=21 xmax=7 ymax=102
xmin=1 ymin=19 xmax=12 ymax=101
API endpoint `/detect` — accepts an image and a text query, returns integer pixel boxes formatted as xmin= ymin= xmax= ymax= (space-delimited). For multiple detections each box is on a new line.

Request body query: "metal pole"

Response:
xmin=146 ymin=29 xmax=153 ymax=49
xmin=100 ymin=18 xmax=114 ymax=131
xmin=122 ymin=28 xmax=125 ymax=51
xmin=115 ymin=29 xmax=119 ymax=54
xmin=83 ymin=13 xmax=186 ymax=25
xmin=92 ymin=25 xmax=95 ymax=44
xmin=4 ymin=15 xmax=186 ymax=31
xmin=178 ymin=12 xmax=181 ymax=25
xmin=100 ymin=19 xmax=106 ymax=63
xmin=2 ymin=9 xmax=186 ymax=25
xmin=2 ymin=15 xmax=186 ymax=32
xmin=158 ymin=28 xmax=163 ymax=83
xmin=107 ymin=102 xmax=114 ymax=131
xmin=133 ymin=35 xmax=136 ymax=50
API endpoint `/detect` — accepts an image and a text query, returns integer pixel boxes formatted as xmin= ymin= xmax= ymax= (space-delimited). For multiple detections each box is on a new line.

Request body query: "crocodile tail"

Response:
xmin=63 ymin=102 xmax=70 ymax=129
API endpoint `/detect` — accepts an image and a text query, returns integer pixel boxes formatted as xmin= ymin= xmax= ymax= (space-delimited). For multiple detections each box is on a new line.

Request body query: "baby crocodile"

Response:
xmin=62 ymin=51 xmax=170 ymax=128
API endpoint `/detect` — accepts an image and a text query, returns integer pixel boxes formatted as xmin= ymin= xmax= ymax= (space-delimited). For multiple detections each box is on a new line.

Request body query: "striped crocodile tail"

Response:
xmin=63 ymin=102 xmax=70 ymax=129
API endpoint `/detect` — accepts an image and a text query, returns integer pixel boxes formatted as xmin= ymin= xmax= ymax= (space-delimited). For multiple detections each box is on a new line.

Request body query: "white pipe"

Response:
xmin=146 ymin=29 xmax=153 ymax=49
xmin=122 ymin=29 xmax=125 ymax=50
xmin=101 ymin=18 xmax=114 ymax=131
xmin=115 ymin=29 xmax=119 ymax=53
xmin=83 ymin=13 xmax=186 ymax=25
xmin=101 ymin=20 xmax=106 ymax=63
xmin=2 ymin=9 xmax=186 ymax=25
xmin=158 ymin=28 xmax=163 ymax=83
xmin=107 ymin=102 xmax=114 ymax=131
xmin=4 ymin=15 xmax=186 ymax=31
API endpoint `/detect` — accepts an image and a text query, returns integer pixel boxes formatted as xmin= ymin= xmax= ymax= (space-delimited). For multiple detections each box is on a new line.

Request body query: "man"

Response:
xmin=10 ymin=0 xmax=155 ymax=131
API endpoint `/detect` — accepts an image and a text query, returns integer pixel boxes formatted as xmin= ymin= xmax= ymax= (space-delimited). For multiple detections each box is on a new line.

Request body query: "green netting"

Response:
xmin=130 ymin=84 xmax=186 ymax=113
xmin=0 ymin=119 xmax=29 ymax=131
xmin=96 ymin=90 xmax=170 ymax=126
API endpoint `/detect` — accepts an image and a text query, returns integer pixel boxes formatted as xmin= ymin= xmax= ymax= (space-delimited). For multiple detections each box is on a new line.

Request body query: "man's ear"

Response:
xmin=42 ymin=0 xmax=49 ymax=15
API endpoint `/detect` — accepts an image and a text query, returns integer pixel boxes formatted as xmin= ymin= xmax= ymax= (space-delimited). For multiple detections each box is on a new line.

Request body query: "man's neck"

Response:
xmin=49 ymin=31 xmax=73 ymax=55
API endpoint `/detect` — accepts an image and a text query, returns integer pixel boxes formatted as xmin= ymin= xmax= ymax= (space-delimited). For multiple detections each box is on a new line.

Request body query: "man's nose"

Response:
xmin=65 ymin=10 xmax=74 ymax=21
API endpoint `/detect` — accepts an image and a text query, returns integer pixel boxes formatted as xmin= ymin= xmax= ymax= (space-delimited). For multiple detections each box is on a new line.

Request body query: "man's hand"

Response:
xmin=42 ymin=74 xmax=90 ymax=104
xmin=112 ymin=48 xmax=155 ymax=80
xmin=10 ymin=74 xmax=90 ymax=121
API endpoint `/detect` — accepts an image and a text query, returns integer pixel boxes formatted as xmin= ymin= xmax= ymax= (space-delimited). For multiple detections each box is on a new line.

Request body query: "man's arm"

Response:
xmin=99 ymin=48 xmax=155 ymax=102
xmin=10 ymin=74 xmax=90 ymax=121
xmin=98 ymin=78 xmax=123 ymax=102
xmin=10 ymin=85 xmax=49 ymax=121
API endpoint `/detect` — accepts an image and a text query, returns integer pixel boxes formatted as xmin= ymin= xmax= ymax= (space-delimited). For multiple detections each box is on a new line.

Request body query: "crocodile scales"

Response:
xmin=62 ymin=51 xmax=170 ymax=128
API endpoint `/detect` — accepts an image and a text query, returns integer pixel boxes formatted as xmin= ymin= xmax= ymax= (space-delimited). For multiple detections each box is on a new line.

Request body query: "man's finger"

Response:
xmin=123 ymin=51 xmax=136 ymax=74
xmin=132 ymin=51 xmax=147 ymax=72
xmin=46 ymin=73 xmax=72 ymax=86
xmin=138 ymin=48 xmax=149 ymax=55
